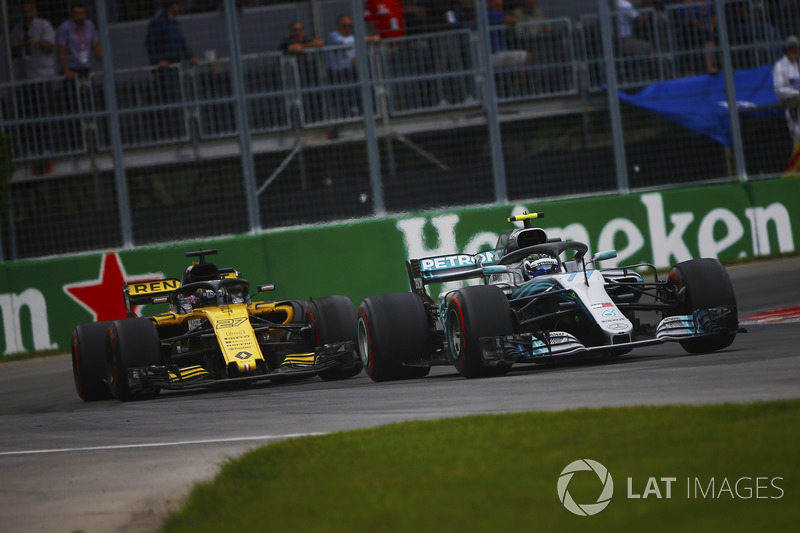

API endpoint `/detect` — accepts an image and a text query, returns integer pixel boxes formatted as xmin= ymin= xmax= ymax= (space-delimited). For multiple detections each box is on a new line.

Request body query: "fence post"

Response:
xmin=474 ymin=0 xmax=508 ymax=204
xmin=715 ymin=0 xmax=748 ymax=183
xmin=598 ymin=0 xmax=630 ymax=194
xmin=351 ymin=0 xmax=386 ymax=215
xmin=95 ymin=0 xmax=133 ymax=248
xmin=223 ymin=0 xmax=261 ymax=231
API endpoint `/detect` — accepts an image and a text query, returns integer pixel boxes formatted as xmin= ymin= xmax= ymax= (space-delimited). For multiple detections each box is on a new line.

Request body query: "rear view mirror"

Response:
xmin=591 ymin=250 xmax=617 ymax=263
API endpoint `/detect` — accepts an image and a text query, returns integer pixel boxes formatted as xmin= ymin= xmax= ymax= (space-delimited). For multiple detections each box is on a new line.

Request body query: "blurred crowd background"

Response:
xmin=0 ymin=0 xmax=793 ymax=260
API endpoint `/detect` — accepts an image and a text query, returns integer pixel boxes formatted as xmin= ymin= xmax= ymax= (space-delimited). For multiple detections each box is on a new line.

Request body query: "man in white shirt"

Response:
xmin=325 ymin=14 xmax=379 ymax=119
xmin=616 ymin=0 xmax=655 ymax=57
xmin=10 ymin=1 xmax=56 ymax=80
xmin=9 ymin=2 xmax=56 ymax=172
xmin=773 ymin=35 xmax=800 ymax=146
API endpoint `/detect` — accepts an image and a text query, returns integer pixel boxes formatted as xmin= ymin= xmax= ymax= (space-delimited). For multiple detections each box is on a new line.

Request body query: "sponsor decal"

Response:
xmin=64 ymin=253 xmax=163 ymax=321
xmin=0 ymin=288 xmax=57 ymax=354
xmin=128 ymin=279 xmax=180 ymax=295
xmin=418 ymin=250 xmax=500 ymax=272
xmin=396 ymin=194 xmax=796 ymax=278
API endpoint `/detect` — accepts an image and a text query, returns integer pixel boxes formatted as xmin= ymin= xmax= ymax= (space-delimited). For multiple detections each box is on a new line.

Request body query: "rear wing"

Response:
xmin=123 ymin=279 xmax=182 ymax=317
xmin=406 ymin=250 xmax=501 ymax=299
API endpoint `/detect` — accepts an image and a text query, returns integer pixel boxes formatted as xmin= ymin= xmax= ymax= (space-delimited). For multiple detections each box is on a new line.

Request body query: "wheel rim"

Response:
xmin=447 ymin=308 xmax=463 ymax=362
xmin=357 ymin=317 xmax=370 ymax=369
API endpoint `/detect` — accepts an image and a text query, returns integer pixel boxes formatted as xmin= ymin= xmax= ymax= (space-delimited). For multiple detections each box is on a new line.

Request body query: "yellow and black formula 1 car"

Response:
xmin=71 ymin=249 xmax=361 ymax=401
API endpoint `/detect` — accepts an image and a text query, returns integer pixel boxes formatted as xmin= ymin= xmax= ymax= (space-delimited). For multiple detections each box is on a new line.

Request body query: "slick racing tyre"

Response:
xmin=358 ymin=292 xmax=432 ymax=382
xmin=668 ymin=258 xmax=738 ymax=354
xmin=446 ymin=285 xmax=513 ymax=378
xmin=72 ymin=321 xmax=114 ymax=401
xmin=307 ymin=295 xmax=363 ymax=381
xmin=106 ymin=318 xmax=162 ymax=401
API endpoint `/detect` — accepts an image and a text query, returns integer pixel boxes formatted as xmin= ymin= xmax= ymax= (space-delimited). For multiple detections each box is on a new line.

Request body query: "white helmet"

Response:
xmin=523 ymin=257 xmax=559 ymax=279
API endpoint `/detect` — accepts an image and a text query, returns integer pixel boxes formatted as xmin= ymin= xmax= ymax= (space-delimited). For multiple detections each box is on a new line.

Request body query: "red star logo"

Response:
xmin=64 ymin=253 xmax=163 ymax=322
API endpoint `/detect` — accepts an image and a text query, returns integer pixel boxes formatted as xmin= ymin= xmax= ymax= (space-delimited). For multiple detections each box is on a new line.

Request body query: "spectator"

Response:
xmin=279 ymin=21 xmax=324 ymax=55
xmin=57 ymin=1 xmax=102 ymax=81
xmin=405 ymin=1 xmax=472 ymax=106
xmin=615 ymin=0 xmax=656 ymax=57
xmin=279 ymin=21 xmax=324 ymax=123
xmin=486 ymin=0 xmax=532 ymax=70
xmin=10 ymin=1 xmax=56 ymax=173
xmin=10 ymin=1 xmax=56 ymax=80
xmin=364 ymin=1 xmax=409 ymax=110
xmin=773 ymin=35 xmax=800 ymax=149
xmin=56 ymin=2 xmax=102 ymax=155
xmin=679 ymin=0 xmax=718 ymax=74
xmin=364 ymin=0 xmax=406 ymax=39
xmin=325 ymin=14 xmax=379 ymax=120
xmin=144 ymin=1 xmax=199 ymax=140
xmin=145 ymin=1 xmax=199 ymax=68
xmin=484 ymin=0 xmax=532 ymax=97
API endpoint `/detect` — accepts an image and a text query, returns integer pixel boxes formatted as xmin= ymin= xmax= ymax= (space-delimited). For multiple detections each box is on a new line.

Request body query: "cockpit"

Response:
xmin=170 ymin=279 xmax=251 ymax=314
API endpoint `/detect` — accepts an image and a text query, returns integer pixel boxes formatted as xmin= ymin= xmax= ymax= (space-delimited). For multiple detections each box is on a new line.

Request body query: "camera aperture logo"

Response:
xmin=557 ymin=459 xmax=614 ymax=516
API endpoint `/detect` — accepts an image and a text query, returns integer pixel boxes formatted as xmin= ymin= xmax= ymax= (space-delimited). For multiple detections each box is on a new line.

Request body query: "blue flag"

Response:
xmin=617 ymin=65 xmax=781 ymax=148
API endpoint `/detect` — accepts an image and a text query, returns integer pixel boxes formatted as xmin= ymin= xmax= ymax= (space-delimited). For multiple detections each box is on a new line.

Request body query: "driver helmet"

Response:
xmin=523 ymin=256 xmax=560 ymax=279
xmin=195 ymin=288 xmax=218 ymax=307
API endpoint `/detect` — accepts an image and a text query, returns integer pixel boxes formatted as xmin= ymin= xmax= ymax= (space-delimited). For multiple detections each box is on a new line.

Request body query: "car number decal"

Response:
xmin=215 ymin=317 xmax=249 ymax=329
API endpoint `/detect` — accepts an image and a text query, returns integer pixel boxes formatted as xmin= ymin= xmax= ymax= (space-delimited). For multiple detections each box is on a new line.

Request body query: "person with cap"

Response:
xmin=773 ymin=35 xmax=800 ymax=147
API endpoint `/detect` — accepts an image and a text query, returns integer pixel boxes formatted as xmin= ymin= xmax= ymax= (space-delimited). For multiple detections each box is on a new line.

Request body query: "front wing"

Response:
xmin=125 ymin=342 xmax=358 ymax=392
xmin=478 ymin=306 xmax=737 ymax=364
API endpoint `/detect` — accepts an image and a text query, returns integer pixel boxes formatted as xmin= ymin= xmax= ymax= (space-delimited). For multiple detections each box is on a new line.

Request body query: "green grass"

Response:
xmin=160 ymin=400 xmax=800 ymax=533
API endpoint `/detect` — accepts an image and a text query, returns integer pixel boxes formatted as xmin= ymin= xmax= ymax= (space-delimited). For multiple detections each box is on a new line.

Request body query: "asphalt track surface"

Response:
xmin=1 ymin=257 xmax=798 ymax=533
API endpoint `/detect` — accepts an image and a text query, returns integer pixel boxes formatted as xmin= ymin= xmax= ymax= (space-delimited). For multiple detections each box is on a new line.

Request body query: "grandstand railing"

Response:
xmin=0 ymin=3 xmax=784 ymax=165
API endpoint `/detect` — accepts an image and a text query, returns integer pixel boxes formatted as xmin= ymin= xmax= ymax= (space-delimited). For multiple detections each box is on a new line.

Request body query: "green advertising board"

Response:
xmin=0 ymin=178 xmax=797 ymax=355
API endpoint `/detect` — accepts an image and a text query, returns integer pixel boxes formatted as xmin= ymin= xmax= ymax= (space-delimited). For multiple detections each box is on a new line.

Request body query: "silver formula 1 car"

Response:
xmin=357 ymin=212 xmax=740 ymax=381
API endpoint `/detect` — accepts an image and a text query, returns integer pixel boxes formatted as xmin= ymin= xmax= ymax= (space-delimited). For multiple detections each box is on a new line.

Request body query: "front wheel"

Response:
xmin=668 ymin=258 xmax=738 ymax=354
xmin=72 ymin=321 xmax=114 ymax=401
xmin=358 ymin=293 xmax=432 ymax=382
xmin=107 ymin=318 xmax=162 ymax=401
xmin=446 ymin=285 xmax=513 ymax=378
xmin=307 ymin=295 xmax=362 ymax=381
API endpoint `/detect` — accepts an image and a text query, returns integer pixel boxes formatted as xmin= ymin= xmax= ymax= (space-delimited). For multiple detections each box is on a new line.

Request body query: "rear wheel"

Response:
xmin=446 ymin=285 xmax=513 ymax=378
xmin=72 ymin=321 xmax=113 ymax=401
xmin=668 ymin=258 xmax=738 ymax=354
xmin=107 ymin=318 xmax=162 ymax=401
xmin=358 ymin=293 xmax=432 ymax=382
xmin=307 ymin=295 xmax=363 ymax=381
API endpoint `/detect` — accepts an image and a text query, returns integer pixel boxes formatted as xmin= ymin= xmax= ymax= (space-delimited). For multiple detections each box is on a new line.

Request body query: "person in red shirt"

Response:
xmin=364 ymin=0 xmax=406 ymax=39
